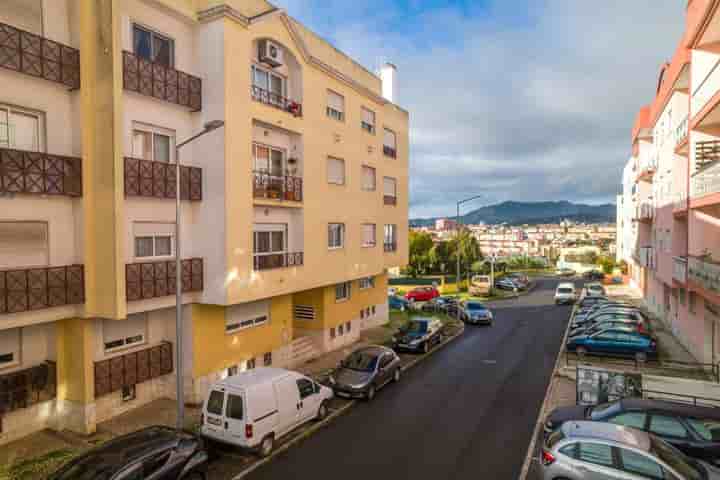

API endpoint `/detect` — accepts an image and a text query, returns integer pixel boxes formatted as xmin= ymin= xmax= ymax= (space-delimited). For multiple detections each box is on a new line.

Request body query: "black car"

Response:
xmin=49 ymin=426 xmax=208 ymax=480
xmin=583 ymin=270 xmax=605 ymax=280
xmin=329 ymin=345 xmax=401 ymax=401
xmin=393 ymin=318 xmax=444 ymax=353
xmin=545 ymin=398 xmax=720 ymax=466
xmin=421 ymin=296 xmax=458 ymax=314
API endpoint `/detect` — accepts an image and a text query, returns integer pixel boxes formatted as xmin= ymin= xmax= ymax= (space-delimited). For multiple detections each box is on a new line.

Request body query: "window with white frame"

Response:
xmin=361 ymin=107 xmax=375 ymax=133
xmin=253 ymin=143 xmax=285 ymax=176
xmin=0 ymin=222 xmax=48 ymax=269
xmin=103 ymin=314 xmax=147 ymax=352
xmin=0 ymin=104 xmax=43 ymax=152
xmin=0 ymin=328 xmax=21 ymax=369
xmin=327 ymin=157 xmax=345 ymax=185
xmin=359 ymin=276 xmax=375 ymax=290
xmin=328 ymin=223 xmax=345 ymax=249
xmin=0 ymin=0 xmax=42 ymax=35
xmin=327 ymin=90 xmax=345 ymax=121
xmin=335 ymin=282 xmax=351 ymax=302
xmin=383 ymin=177 xmax=397 ymax=200
xmin=253 ymin=224 xmax=287 ymax=261
xmin=226 ymin=300 xmax=270 ymax=334
xmin=362 ymin=165 xmax=376 ymax=191
xmin=252 ymin=64 xmax=286 ymax=99
xmin=132 ymin=124 xmax=174 ymax=163
xmin=383 ymin=128 xmax=397 ymax=157
xmin=384 ymin=224 xmax=397 ymax=250
xmin=133 ymin=24 xmax=174 ymax=68
xmin=362 ymin=224 xmax=376 ymax=247
xmin=133 ymin=223 xmax=175 ymax=259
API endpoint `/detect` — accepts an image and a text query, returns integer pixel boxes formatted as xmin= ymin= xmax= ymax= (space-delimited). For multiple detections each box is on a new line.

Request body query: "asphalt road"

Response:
xmin=245 ymin=277 xmax=572 ymax=480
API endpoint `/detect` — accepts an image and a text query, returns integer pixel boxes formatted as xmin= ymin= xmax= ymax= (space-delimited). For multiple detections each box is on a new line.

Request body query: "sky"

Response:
xmin=273 ymin=0 xmax=684 ymax=218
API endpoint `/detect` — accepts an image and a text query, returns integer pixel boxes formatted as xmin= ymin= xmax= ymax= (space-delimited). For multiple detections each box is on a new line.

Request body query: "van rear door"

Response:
xmin=224 ymin=389 xmax=246 ymax=444
xmin=203 ymin=388 xmax=226 ymax=440
xmin=273 ymin=375 xmax=301 ymax=437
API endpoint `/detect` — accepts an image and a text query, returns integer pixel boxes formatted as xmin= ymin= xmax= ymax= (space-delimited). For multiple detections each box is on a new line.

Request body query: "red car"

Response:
xmin=404 ymin=286 xmax=440 ymax=302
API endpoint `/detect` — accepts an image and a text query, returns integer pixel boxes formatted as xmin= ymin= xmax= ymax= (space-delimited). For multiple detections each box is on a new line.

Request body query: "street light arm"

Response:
xmin=176 ymin=121 xmax=225 ymax=150
xmin=457 ymin=194 xmax=486 ymax=208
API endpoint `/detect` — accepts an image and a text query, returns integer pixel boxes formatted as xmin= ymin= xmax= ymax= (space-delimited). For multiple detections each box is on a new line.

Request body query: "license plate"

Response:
xmin=207 ymin=416 xmax=222 ymax=426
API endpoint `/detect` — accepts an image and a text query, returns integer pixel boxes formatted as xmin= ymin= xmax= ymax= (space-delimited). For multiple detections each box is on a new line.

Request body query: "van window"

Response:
xmin=297 ymin=378 xmax=315 ymax=399
xmin=207 ymin=390 xmax=224 ymax=415
xmin=226 ymin=394 xmax=243 ymax=420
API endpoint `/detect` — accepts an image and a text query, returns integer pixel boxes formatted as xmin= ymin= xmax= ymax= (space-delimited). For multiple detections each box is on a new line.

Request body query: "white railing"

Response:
xmin=637 ymin=201 xmax=654 ymax=221
xmin=675 ymin=116 xmax=689 ymax=147
xmin=692 ymin=58 xmax=720 ymax=118
xmin=689 ymin=256 xmax=720 ymax=295
xmin=692 ymin=160 xmax=720 ymax=199
xmin=639 ymin=246 xmax=656 ymax=270
xmin=673 ymin=256 xmax=688 ymax=284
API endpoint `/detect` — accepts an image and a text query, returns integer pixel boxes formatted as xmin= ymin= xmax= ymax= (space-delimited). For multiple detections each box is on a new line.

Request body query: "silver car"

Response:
xmin=540 ymin=421 xmax=720 ymax=480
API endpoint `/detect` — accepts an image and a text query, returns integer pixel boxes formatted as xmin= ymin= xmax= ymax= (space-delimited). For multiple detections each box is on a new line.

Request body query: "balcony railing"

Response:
xmin=0 ymin=265 xmax=84 ymax=315
xmin=0 ymin=361 xmax=56 ymax=416
xmin=1 ymin=147 xmax=82 ymax=197
xmin=0 ymin=22 xmax=80 ymax=89
xmin=692 ymin=160 xmax=720 ymax=200
xmin=695 ymin=140 xmax=720 ymax=170
xmin=692 ymin=59 xmax=720 ymax=119
xmin=636 ymin=201 xmax=654 ymax=222
xmin=253 ymin=252 xmax=304 ymax=271
xmin=673 ymin=256 xmax=688 ymax=284
xmin=675 ymin=116 xmax=689 ymax=147
xmin=94 ymin=342 xmax=172 ymax=398
xmin=384 ymin=195 xmax=397 ymax=206
xmin=673 ymin=189 xmax=688 ymax=212
xmin=125 ymin=258 xmax=203 ymax=301
xmin=251 ymin=86 xmax=302 ymax=117
xmin=639 ymin=246 xmax=655 ymax=270
xmin=384 ymin=242 xmax=398 ymax=253
xmin=383 ymin=146 xmax=397 ymax=158
xmin=252 ymin=172 xmax=302 ymax=202
xmin=124 ymin=157 xmax=202 ymax=201
xmin=689 ymin=255 xmax=720 ymax=297
xmin=122 ymin=51 xmax=201 ymax=111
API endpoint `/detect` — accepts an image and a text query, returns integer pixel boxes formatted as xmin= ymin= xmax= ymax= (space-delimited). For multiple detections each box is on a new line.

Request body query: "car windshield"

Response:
xmin=343 ymin=352 xmax=379 ymax=372
xmin=406 ymin=321 xmax=428 ymax=334
xmin=466 ymin=303 xmax=486 ymax=310
xmin=590 ymin=401 xmax=621 ymax=419
xmin=558 ymin=288 xmax=573 ymax=294
xmin=649 ymin=436 xmax=705 ymax=480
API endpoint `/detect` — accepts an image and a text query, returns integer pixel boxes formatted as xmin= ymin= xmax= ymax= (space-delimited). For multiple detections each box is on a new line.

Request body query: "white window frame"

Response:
xmin=361 ymin=107 xmax=376 ymax=134
xmin=252 ymin=63 xmax=287 ymax=99
xmin=131 ymin=123 xmax=175 ymax=163
xmin=383 ymin=176 xmax=397 ymax=199
xmin=0 ymin=103 xmax=45 ymax=152
xmin=361 ymin=165 xmax=376 ymax=191
xmin=134 ymin=234 xmax=175 ymax=260
xmin=103 ymin=314 xmax=148 ymax=354
xmin=359 ymin=276 xmax=375 ymax=290
xmin=384 ymin=224 xmax=397 ymax=248
xmin=253 ymin=223 xmax=288 ymax=262
xmin=0 ymin=328 xmax=21 ymax=370
xmin=327 ymin=157 xmax=346 ymax=185
xmin=253 ymin=142 xmax=286 ymax=175
xmin=362 ymin=223 xmax=376 ymax=248
xmin=383 ymin=128 xmax=397 ymax=153
xmin=328 ymin=223 xmax=345 ymax=250
xmin=327 ymin=90 xmax=345 ymax=121
xmin=335 ymin=282 xmax=351 ymax=302
xmin=132 ymin=23 xmax=175 ymax=68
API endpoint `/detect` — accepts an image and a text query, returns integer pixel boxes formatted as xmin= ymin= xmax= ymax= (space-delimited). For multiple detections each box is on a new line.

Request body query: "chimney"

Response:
xmin=380 ymin=62 xmax=397 ymax=103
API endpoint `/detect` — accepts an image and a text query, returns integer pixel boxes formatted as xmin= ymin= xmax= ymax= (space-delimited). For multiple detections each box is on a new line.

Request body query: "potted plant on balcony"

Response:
xmin=288 ymin=101 xmax=301 ymax=117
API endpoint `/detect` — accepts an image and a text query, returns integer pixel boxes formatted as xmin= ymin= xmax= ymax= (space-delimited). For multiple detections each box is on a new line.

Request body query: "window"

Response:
xmin=132 ymin=126 xmax=173 ymax=163
xmin=338 ymin=324 xmax=344 ymax=335
xmin=559 ymin=443 xmax=577 ymax=458
xmin=328 ymin=223 xmax=345 ymax=249
xmin=577 ymin=442 xmax=614 ymax=467
xmin=609 ymin=412 xmax=647 ymax=430
xmin=689 ymin=292 xmax=697 ymax=314
xmin=133 ymin=223 xmax=175 ymax=259
xmin=206 ymin=390 xmax=225 ymax=415
xmin=103 ymin=314 xmax=147 ymax=352
xmin=0 ymin=328 xmax=20 ymax=369
xmin=122 ymin=384 xmax=136 ymax=402
xmin=362 ymin=224 xmax=376 ymax=247
xmin=336 ymin=282 xmax=351 ymax=302
xmin=253 ymin=224 xmax=287 ymax=268
xmin=384 ymin=224 xmax=397 ymax=251
xmin=383 ymin=128 xmax=397 ymax=158
xmin=327 ymin=90 xmax=345 ymax=121
xmin=384 ymin=177 xmax=397 ymax=204
xmin=362 ymin=166 xmax=376 ymax=191
xmin=330 ymin=327 xmax=336 ymax=339
xmin=618 ymin=448 xmax=663 ymax=479
xmin=253 ymin=143 xmax=285 ymax=176
xmin=252 ymin=64 xmax=286 ymax=99
xmin=687 ymin=418 xmax=720 ymax=441
xmin=0 ymin=104 xmax=43 ymax=152
xmin=226 ymin=394 xmax=243 ymax=420
xmin=327 ymin=157 xmax=346 ymax=185
xmin=133 ymin=24 xmax=174 ymax=68
xmin=361 ymin=107 xmax=376 ymax=133
xmin=297 ymin=378 xmax=315 ymax=399
xmin=346 ymin=321 xmax=351 ymax=332
xmin=0 ymin=0 xmax=42 ymax=35
xmin=227 ymin=365 xmax=238 ymax=377
xmin=649 ymin=415 xmax=688 ymax=438
xmin=226 ymin=301 xmax=270 ymax=334
xmin=247 ymin=358 xmax=256 ymax=370
xmin=359 ymin=277 xmax=375 ymax=289
xmin=372 ymin=305 xmax=376 ymax=314
xmin=679 ymin=288 xmax=686 ymax=306
xmin=264 ymin=352 xmax=272 ymax=366
xmin=0 ymin=222 xmax=48 ymax=268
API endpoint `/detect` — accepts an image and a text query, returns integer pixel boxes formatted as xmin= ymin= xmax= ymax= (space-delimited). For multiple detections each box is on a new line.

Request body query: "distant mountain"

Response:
xmin=410 ymin=201 xmax=616 ymax=227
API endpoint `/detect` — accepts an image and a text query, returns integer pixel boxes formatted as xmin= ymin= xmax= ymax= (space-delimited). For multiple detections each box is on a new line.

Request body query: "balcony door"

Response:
xmin=252 ymin=65 xmax=286 ymax=103
xmin=253 ymin=143 xmax=285 ymax=177
xmin=253 ymin=224 xmax=287 ymax=270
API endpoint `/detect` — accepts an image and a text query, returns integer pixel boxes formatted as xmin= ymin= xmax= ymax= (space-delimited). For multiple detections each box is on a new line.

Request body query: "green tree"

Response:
xmin=408 ymin=231 xmax=434 ymax=277
xmin=598 ymin=256 xmax=615 ymax=275
xmin=428 ymin=241 xmax=451 ymax=273
xmin=449 ymin=229 xmax=481 ymax=275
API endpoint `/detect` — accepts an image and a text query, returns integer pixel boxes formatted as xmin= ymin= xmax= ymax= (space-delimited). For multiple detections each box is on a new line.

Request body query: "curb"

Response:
xmin=230 ymin=322 xmax=465 ymax=480
xmin=518 ymin=303 xmax=575 ymax=480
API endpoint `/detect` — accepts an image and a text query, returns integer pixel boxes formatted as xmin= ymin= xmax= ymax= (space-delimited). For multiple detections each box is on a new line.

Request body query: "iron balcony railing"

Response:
xmin=251 ymin=86 xmax=302 ymax=117
xmin=252 ymin=171 xmax=302 ymax=202
xmin=692 ymin=160 xmax=720 ymax=201
xmin=122 ymin=51 xmax=202 ymax=111
xmin=383 ymin=146 xmax=397 ymax=158
xmin=673 ymin=256 xmax=688 ymax=284
xmin=253 ymin=252 xmax=304 ymax=271
xmin=124 ymin=157 xmax=202 ymax=201
xmin=94 ymin=342 xmax=173 ymax=398
xmin=384 ymin=242 xmax=398 ymax=252
xmin=688 ymin=255 xmax=720 ymax=297
xmin=0 ymin=22 xmax=80 ymax=89
xmin=0 ymin=147 xmax=82 ymax=197
xmin=125 ymin=258 xmax=203 ymax=301
xmin=0 ymin=265 xmax=84 ymax=315
xmin=0 ymin=361 xmax=56 ymax=417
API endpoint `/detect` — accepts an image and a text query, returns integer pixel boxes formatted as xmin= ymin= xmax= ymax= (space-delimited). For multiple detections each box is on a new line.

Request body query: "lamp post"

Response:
xmin=174 ymin=120 xmax=224 ymax=431
xmin=455 ymin=194 xmax=484 ymax=322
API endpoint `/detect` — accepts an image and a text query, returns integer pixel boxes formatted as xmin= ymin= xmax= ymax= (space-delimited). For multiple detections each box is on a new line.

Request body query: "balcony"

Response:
xmin=251 ymin=86 xmax=302 ymax=117
xmin=253 ymin=252 xmax=304 ymax=271
xmin=635 ymin=201 xmax=654 ymax=223
xmin=384 ymin=195 xmax=397 ymax=206
xmin=695 ymin=140 xmax=720 ymax=170
xmin=0 ymin=265 xmax=84 ymax=315
xmin=384 ymin=242 xmax=398 ymax=253
xmin=122 ymin=51 xmax=201 ymax=111
xmin=124 ymin=157 xmax=202 ymax=201
xmin=691 ymin=159 xmax=720 ymax=208
xmin=675 ymin=116 xmax=689 ymax=155
xmin=0 ymin=22 xmax=80 ymax=90
xmin=0 ymin=147 xmax=82 ymax=197
xmin=0 ymin=361 xmax=56 ymax=416
xmin=691 ymin=59 xmax=720 ymax=125
xmin=639 ymin=246 xmax=655 ymax=270
xmin=688 ymin=255 xmax=720 ymax=300
xmin=383 ymin=146 xmax=397 ymax=159
xmin=94 ymin=342 xmax=172 ymax=398
xmin=125 ymin=258 xmax=203 ymax=301
xmin=252 ymin=172 xmax=302 ymax=202
xmin=673 ymin=256 xmax=688 ymax=285
xmin=673 ymin=189 xmax=688 ymax=217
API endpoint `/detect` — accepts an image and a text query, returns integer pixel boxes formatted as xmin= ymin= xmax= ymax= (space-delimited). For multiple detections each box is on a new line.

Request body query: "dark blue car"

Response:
xmin=566 ymin=327 xmax=657 ymax=361
xmin=388 ymin=295 xmax=409 ymax=311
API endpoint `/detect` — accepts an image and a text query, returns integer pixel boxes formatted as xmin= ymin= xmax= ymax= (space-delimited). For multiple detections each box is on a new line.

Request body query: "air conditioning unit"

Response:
xmin=259 ymin=40 xmax=283 ymax=68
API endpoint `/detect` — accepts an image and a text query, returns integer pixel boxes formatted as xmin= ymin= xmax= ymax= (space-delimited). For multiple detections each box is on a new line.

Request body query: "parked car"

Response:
xmin=404 ymin=286 xmax=440 ymax=302
xmin=577 ymin=295 xmax=608 ymax=309
xmin=388 ymin=295 xmax=409 ymax=312
xmin=572 ymin=308 xmax=644 ymax=329
xmin=393 ymin=318 xmax=444 ymax=354
xmin=329 ymin=346 xmax=401 ymax=401
xmin=460 ymin=301 xmax=494 ymax=326
xmin=566 ymin=327 xmax=657 ymax=361
xmin=569 ymin=319 xmax=645 ymax=338
xmin=495 ymin=278 xmax=521 ymax=291
xmin=540 ymin=420 xmax=718 ymax=480
xmin=584 ymin=282 xmax=606 ymax=297
xmin=555 ymin=268 xmax=576 ymax=277
xmin=469 ymin=275 xmax=492 ymax=296
xmin=545 ymin=398 xmax=720 ymax=466
xmin=507 ymin=272 xmax=530 ymax=289
xmin=574 ymin=303 xmax=636 ymax=322
xmin=201 ymin=367 xmax=333 ymax=457
xmin=583 ymin=270 xmax=605 ymax=280
xmin=421 ymin=296 xmax=458 ymax=314
xmin=49 ymin=426 xmax=208 ymax=480
xmin=555 ymin=282 xmax=577 ymax=304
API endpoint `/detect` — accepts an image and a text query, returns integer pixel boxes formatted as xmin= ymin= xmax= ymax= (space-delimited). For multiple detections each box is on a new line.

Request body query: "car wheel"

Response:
xmin=366 ymin=385 xmax=376 ymax=401
xmin=576 ymin=346 xmax=588 ymax=357
xmin=316 ymin=401 xmax=329 ymax=421
xmin=393 ymin=368 xmax=401 ymax=383
xmin=258 ymin=435 xmax=274 ymax=458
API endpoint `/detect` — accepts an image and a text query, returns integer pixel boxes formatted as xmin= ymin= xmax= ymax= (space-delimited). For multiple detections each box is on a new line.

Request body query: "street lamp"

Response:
xmin=174 ymin=120 xmax=224 ymax=430
xmin=456 ymin=194 xmax=485 ymax=322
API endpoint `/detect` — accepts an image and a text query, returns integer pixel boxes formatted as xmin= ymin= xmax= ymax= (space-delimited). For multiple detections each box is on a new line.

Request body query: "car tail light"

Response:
xmin=541 ymin=449 xmax=556 ymax=466
xmin=245 ymin=424 xmax=253 ymax=439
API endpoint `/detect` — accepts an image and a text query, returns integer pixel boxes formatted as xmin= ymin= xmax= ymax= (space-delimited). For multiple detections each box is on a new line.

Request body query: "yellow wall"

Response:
xmin=191 ymin=295 xmax=293 ymax=378
xmin=56 ymin=318 xmax=95 ymax=404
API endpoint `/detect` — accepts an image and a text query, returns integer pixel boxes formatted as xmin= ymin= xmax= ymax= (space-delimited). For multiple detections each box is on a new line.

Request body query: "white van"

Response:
xmin=200 ymin=367 xmax=333 ymax=456
xmin=554 ymin=282 xmax=577 ymax=305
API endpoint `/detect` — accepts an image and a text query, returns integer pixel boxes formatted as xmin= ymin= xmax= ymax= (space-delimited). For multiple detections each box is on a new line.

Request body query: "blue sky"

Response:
xmin=273 ymin=0 xmax=683 ymax=218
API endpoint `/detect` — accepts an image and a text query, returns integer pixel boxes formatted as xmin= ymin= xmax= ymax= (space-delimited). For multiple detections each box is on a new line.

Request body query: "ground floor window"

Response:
xmin=335 ymin=282 xmax=351 ymax=302
xmin=264 ymin=352 xmax=272 ymax=366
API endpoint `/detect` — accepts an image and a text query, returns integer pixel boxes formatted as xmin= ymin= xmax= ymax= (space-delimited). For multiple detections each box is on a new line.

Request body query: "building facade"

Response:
xmin=617 ymin=0 xmax=720 ymax=366
xmin=0 ymin=0 xmax=408 ymax=444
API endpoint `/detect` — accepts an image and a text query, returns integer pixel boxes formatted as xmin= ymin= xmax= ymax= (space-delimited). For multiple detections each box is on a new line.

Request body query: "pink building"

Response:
xmin=435 ymin=218 xmax=458 ymax=231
